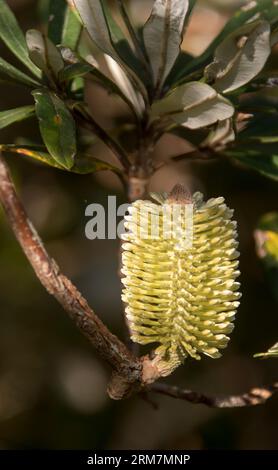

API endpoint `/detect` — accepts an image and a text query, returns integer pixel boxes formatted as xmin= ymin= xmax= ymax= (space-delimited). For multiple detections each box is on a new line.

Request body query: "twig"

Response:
xmin=140 ymin=391 xmax=159 ymax=410
xmin=1 ymin=151 xmax=277 ymax=408
xmin=74 ymin=106 xmax=131 ymax=171
xmin=171 ymin=150 xmax=217 ymax=162
xmin=150 ymin=382 xmax=278 ymax=408
xmin=116 ymin=0 xmax=149 ymax=71
xmin=0 ymin=152 xmax=140 ymax=399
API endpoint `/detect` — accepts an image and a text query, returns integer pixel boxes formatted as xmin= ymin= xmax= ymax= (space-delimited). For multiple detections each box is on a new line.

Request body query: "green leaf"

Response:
xmin=151 ymin=81 xmax=234 ymax=129
xmin=260 ymin=3 xmax=278 ymax=25
xmin=72 ymin=153 xmax=120 ymax=174
xmin=223 ymin=145 xmax=278 ymax=181
xmin=175 ymin=0 xmax=278 ymax=82
xmin=26 ymin=29 xmax=64 ymax=82
xmin=168 ymin=125 xmax=209 ymax=147
xmin=271 ymin=25 xmax=278 ymax=46
xmin=32 ymin=89 xmax=76 ymax=169
xmin=58 ymin=62 xmax=92 ymax=82
xmin=205 ymin=21 xmax=271 ymax=94
xmin=102 ymin=1 xmax=145 ymax=78
xmin=254 ymin=342 xmax=278 ymax=359
xmin=254 ymin=212 xmax=278 ymax=303
xmin=48 ymin=0 xmax=67 ymax=44
xmin=0 ymin=57 xmax=40 ymax=87
xmin=165 ymin=50 xmax=195 ymax=88
xmin=115 ymin=0 xmax=149 ymax=69
xmin=0 ymin=143 xmax=120 ymax=174
xmin=234 ymin=105 xmax=278 ymax=165
xmin=62 ymin=5 xmax=82 ymax=50
xmin=0 ymin=0 xmax=41 ymax=78
xmin=238 ymin=107 xmax=278 ymax=143
xmin=0 ymin=105 xmax=35 ymax=129
xmin=48 ymin=0 xmax=82 ymax=50
xmin=255 ymin=212 xmax=278 ymax=263
xmin=258 ymin=212 xmax=278 ymax=234
xmin=143 ymin=0 xmax=189 ymax=90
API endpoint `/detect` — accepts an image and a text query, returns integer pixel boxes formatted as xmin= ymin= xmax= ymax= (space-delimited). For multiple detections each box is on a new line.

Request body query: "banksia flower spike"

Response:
xmin=121 ymin=185 xmax=241 ymax=376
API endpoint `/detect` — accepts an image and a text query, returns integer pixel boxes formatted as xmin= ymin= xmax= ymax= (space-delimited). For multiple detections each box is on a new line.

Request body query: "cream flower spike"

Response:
xmin=121 ymin=185 xmax=241 ymax=376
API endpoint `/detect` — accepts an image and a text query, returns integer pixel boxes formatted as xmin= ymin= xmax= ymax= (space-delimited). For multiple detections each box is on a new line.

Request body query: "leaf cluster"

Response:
xmin=0 ymin=0 xmax=277 ymax=179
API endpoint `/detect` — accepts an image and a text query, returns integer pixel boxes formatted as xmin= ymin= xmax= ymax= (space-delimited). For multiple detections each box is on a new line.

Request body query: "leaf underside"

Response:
xmin=151 ymin=82 xmax=234 ymax=129
xmin=143 ymin=0 xmax=189 ymax=88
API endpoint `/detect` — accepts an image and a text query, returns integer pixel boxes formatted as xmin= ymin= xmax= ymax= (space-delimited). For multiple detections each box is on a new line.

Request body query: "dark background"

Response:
xmin=0 ymin=0 xmax=277 ymax=449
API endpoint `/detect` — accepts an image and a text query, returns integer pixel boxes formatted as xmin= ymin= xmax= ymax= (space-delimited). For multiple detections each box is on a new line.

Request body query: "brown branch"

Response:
xmin=150 ymin=382 xmax=278 ymax=408
xmin=127 ymin=174 xmax=150 ymax=202
xmin=127 ymin=127 xmax=155 ymax=201
xmin=1 ymin=151 xmax=277 ymax=409
xmin=0 ymin=151 xmax=141 ymax=399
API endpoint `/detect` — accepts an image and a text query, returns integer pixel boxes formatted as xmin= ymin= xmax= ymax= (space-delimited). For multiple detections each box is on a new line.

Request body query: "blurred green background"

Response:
xmin=0 ymin=0 xmax=277 ymax=450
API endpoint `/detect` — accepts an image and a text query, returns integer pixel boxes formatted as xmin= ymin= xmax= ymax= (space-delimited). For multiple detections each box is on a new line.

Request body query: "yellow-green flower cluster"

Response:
xmin=121 ymin=187 xmax=241 ymax=374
